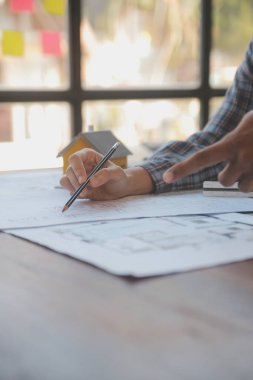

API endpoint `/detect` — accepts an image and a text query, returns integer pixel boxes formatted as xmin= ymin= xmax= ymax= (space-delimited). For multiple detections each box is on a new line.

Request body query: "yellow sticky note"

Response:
xmin=2 ymin=30 xmax=24 ymax=56
xmin=43 ymin=0 xmax=66 ymax=15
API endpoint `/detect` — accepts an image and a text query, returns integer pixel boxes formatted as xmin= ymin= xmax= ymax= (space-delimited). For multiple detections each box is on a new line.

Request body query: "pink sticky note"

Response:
xmin=41 ymin=31 xmax=62 ymax=56
xmin=10 ymin=0 xmax=34 ymax=12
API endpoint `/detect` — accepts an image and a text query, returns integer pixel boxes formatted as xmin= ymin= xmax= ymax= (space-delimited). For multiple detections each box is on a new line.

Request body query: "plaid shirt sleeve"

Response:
xmin=139 ymin=38 xmax=253 ymax=194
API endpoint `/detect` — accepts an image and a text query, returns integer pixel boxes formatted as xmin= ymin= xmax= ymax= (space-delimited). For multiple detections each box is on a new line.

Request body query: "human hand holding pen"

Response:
xmin=60 ymin=146 xmax=154 ymax=203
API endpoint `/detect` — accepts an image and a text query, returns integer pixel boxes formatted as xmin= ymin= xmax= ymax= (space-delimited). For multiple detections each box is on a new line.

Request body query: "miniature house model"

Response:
xmin=58 ymin=130 xmax=132 ymax=173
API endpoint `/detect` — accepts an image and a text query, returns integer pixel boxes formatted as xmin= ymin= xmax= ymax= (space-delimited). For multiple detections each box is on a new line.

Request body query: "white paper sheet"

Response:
xmin=1 ymin=169 xmax=253 ymax=230
xmin=0 ymin=170 xmax=253 ymax=230
xmin=214 ymin=212 xmax=253 ymax=224
xmin=9 ymin=214 xmax=253 ymax=277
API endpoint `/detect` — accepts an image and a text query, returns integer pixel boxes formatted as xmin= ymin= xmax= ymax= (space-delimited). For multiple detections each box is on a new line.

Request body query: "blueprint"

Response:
xmin=9 ymin=213 xmax=253 ymax=277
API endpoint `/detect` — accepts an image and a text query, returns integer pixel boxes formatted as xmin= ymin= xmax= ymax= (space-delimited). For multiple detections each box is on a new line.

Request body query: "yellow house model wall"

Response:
xmin=63 ymin=139 xmax=93 ymax=172
xmin=62 ymin=139 xmax=128 ymax=173
xmin=112 ymin=157 xmax=127 ymax=168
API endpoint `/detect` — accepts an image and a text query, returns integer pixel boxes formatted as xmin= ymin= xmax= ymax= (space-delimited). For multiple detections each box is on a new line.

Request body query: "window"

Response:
xmin=81 ymin=0 xmax=200 ymax=89
xmin=0 ymin=0 xmax=69 ymax=89
xmin=0 ymin=0 xmax=252 ymax=171
xmin=211 ymin=0 xmax=253 ymax=88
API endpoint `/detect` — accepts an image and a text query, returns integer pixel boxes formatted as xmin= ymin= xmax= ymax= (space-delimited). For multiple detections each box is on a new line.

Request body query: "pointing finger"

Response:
xmin=163 ymin=141 xmax=229 ymax=183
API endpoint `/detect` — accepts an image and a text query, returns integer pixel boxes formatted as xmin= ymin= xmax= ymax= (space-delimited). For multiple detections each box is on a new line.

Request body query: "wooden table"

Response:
xmin=1 ymin=231 xmax=253 ymax=380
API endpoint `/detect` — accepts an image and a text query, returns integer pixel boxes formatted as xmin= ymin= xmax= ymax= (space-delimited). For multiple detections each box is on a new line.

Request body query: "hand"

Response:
xmin=60 ymin=148 xmax=154 ymax=200
xmin=163 ymin=111 xmax=253 ymax=192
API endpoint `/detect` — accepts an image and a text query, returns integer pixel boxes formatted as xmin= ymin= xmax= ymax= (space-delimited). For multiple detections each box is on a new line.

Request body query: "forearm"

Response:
xmin=125 ymin=167 xmax=154 ymax=195
xmin=140 ymin=147 xmax=225 ymax=193
xmin=139 ymin=39 xmax=253 ymax=194
xmin=138 ymin=118 xmax=236 ymax=193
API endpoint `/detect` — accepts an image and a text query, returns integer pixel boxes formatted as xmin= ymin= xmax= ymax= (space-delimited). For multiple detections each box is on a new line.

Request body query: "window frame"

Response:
xmin=0 ymin=0 xmax=226 ymax=137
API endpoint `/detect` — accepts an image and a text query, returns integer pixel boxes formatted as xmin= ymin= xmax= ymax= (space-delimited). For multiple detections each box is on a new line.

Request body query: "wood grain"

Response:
xmin=1 ymin=232 xmax=253 ymax=380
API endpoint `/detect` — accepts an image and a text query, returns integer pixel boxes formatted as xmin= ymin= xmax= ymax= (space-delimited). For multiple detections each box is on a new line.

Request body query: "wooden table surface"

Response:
xmin=1 ymin=231 xmax=253 ymax=380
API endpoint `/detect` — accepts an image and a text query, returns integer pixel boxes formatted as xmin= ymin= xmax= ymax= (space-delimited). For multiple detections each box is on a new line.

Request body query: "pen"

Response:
xmin=62 ymin=142 xmax=120 ymax=212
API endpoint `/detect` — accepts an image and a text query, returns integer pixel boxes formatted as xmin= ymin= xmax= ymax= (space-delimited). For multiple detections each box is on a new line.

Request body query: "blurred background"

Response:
xmin=0 ymin=0 xmax=252 ymax=171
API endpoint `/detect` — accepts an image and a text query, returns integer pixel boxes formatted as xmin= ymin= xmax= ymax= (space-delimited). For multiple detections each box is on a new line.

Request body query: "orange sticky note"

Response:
xmin=41 ymin=31 xmax=62 ymax=56
xmin=2 ymin=30 xmax=24 ymax=56
xmin=43 ymin=0 xmax=66 ymax=15
xmin=10 ymin=0 xmax=34 ymax=12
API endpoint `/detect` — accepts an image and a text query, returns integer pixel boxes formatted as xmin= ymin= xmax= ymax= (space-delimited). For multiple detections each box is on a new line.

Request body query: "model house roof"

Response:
xmin=58 ymin=130 xmax=132 ymax=158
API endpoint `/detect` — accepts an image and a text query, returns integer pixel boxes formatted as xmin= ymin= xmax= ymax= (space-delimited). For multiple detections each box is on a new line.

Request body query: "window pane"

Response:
xmin=211 ymin=0 xmax=253 ymax=88
xmin=0 ymin=103 xmax=71 ymax=171
xmin=82 ymin=100 xmax=199 ymax=162
xmin=81 ymin=0 xmax=200 ymax=89
xmin=0 ymin=0 xmax=69 ymax=89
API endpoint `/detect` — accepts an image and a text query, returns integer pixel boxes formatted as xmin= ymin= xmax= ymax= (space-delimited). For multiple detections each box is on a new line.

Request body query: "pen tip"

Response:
xmin=62 ymin=205 xmax=68 ymax=213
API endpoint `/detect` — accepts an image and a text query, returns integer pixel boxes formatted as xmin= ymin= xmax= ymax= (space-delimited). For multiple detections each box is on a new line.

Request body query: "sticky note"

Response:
xmin=43 ymin=0 xmax=66 ymax=15
xmin=2 ymin=30 xmax=24 ymax=56
xmin=10 ymin=0 xmax=34 ymax=12
xmin=41 ymin=31 xmax=62 ymax=56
